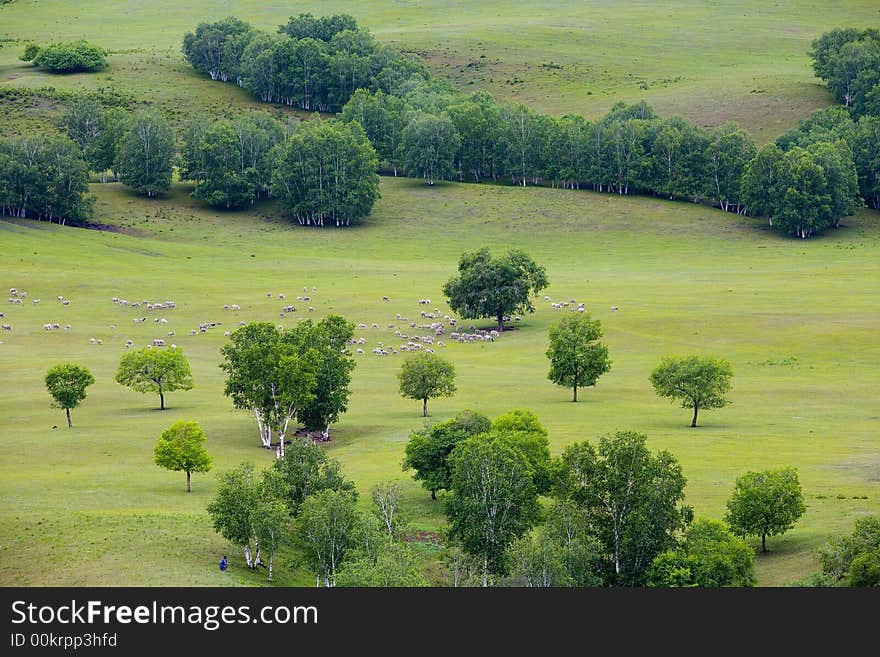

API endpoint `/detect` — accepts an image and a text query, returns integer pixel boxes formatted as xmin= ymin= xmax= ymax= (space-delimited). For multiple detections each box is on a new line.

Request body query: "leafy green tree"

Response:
xmin=817 ymin=515 xmax=880 ymax=586
xmin=402 ymin=409 xmax=491 ymax=499
xmin=265 ymin=438 xmax=355 ymax=516
xmin=484 ymin=409 xmax=553 ymax=495
xmin=649 ymin=355 xmax=733 ymax=427
xmin=443 ymin=247 xmax=548 ymax=332
xmin=397 ymin=352 xmax=456 ymax=417
xmin=705 ymin=122 xmax=756 ymax=213
xmin=90 ymin=107 xmax=129 ymax=182
xmin=294 ymin=488 xmax=361 ymax=586
xmin=115 ymin=109 xmax=174 ymax=197
xmin=646 ymin=518 xmax=756 ymax=587
xmin=30 ymin=40 xmax=107 ymax=72
xmin=446 ymin=92 xmax=502 ymax=182
xmin=340 ymin=89 xmax=407 ymax=175
xmin=271 ymin=119 xmax=379 ymax=226
xmin=371 ymin=481 xmax=406 ymax=538
xmin=725 ymin=467 xmax=806 ymax=553
xmin=182 ymin=16 xmax=254 ymax=82
xmin=153 ymin=420 xmax=212 ymax=492
xmin=546 ymin=314 xmax=611 ymax=402
xmin=219 ymin=321 xmax=319 ymax=456
xmin=445 ymin=435 xmax=541 ymax=585
xmin=554 ymin=431 xmax=691 ymax=586
xmin=401 ymin=112 xmax=460 ymax=184
xmin=507 ymin=529 xmax=571 ymax=587
xmin=741 ymin=143 xmax=788 ymax=227
xmin=279 ymin=13 xmax=359 ymax=42
xmin=251 ymin=496 xmax=290 ymax=582
xmin=334 ymin=539 xmax=429 ymax=587
xmin=852 ymin=116 xmax=880 ymax=209
xmin=543 ymin=499 xmax=604 ymax=586
xmin=295 ymin=315 xmax=357 ymax=440
xmin=115 ymin=346 xmax=193 ymax=410
xmin=206 ymin=463 xmax=263 ymax=568
xmin=44 ymin=363 xmax=95 ymax=428
xmin=20 ymin=43 xmax=40 ymax=62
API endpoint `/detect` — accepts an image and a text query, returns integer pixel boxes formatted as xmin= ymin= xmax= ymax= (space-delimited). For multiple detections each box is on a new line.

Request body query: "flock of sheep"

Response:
xmin=3 ymin=284 xmax=612 ymax=353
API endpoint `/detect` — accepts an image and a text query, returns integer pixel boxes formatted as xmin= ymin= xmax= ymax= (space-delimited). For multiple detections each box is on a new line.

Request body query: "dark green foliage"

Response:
xmin=182 ymin=16 xmax=254 ymax=83
xmin=294 ymin=488 xmax=361 ymax=586
xmin=647 ymin=518 xmax=756 ymax=587
xmin=29 ymin=40 xmax=106 ymax=72
xmin=187 ymin=14 xmax=428 ymax=113
xmin=445 ymin=435 xmax=541 ymax=585
xmin=402 ymin=409 xmax=491 ymax=500
xmin=443 ymin=247 xmax=548 ymax=332
xmin=817 ymin=515 xmax=880 ymax=586
xmin=0 ymin=134 xmax=93 ymax=224
xmin=265 ymin=437 xmax=356 ymax=516
xmin=335 ymin=540 xmax=429 ymax=587
xmin=724 ymin=467 xmax=806 ymax=553
xmin=115 ymin=108 xmax=174 ymax=198
xmin=339 ymin=89 xmax=407 ymax=174
xmin=809 ymin=28 xmax=880 ymax=113
xmin=271 ymin=119 xmax=380 ymax=226
xmin=180 ymin=112 xmax=284 ymax=209
xmin=484 ymin=409 xmax=553 ymax=495
xmin=554 ymin=431 xmax=691 ymax=586
xmin=401 ymin=112 xmax=460 ymax=184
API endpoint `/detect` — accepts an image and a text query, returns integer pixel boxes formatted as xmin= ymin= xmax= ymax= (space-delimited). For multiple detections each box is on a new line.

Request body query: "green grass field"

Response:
xmin=2 ymin=1 xmax=880 ymax=141
xmin=1 ymin=178 xmax=878 ymax=586
xmin=1 ymin=1 xmax=880 ymax=588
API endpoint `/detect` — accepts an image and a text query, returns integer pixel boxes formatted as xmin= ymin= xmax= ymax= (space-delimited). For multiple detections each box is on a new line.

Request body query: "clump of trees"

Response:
xmin=270 ymin=119 xmax=380 ymax=226
xmin=219 ymin=317 xmax=356 ymax=455
xmin=810 ymin=28 xmax=880 ymax=117
xmin=21 ymin=40 xmax=107 ymax=72
xmin=182 ymin=14 xmax=428 ymax=113
xmin=0 ymin=134 xmax=93 ymax=224
xmin=815 ymin=515 xmax=880 ymax=587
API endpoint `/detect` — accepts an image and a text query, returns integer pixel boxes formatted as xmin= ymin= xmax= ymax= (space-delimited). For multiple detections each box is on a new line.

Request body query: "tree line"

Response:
xmin=182 ymin=14 xmax=428 ymax=113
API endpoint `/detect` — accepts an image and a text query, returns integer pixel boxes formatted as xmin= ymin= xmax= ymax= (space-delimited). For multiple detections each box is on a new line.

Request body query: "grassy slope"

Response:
xmin=1 ymin=178 xmax=878 ymax=586
xmin=2 ymin=1 xmax=880 ymax=141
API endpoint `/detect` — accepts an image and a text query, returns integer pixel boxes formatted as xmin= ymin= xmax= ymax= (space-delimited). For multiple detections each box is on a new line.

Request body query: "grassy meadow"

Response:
xmin=1 ymin=1 xmax=880 ymax=588
xmin=1 ymin=177 xmax=879 ymax=586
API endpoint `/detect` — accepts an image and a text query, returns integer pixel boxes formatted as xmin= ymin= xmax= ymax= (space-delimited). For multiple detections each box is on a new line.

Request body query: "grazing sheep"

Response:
xmin=65 ymin=324 xmax=71 ymax=330
xmin=1 ymin=324 xmax=10 ymax=331
xmin=279 ymin=293 xmax=285 ymax=299
xmin=308 ymin=307 xmax=315 ymax=312
xmin=266 ymin=292 xmax=272 ymax=297
xmin=356 ymin=348 xmax=364 ymax=354
xmin=223 ymin=304 xmax=229 ymax=310
xmin=33 ymin=299 xmax=40 ymax=304
xmin=89 ymin=338 xmax=96 ymax=344
xmin=303 ymin=296 xmax=310 ymax=302
xmin=44 ymin=324 xmax=52 ymax=331
xmin=231 ymin=304 xmax=240 ymax=311
xmin=152 ymin=339 xmax=165 ymax=346
xmin=224 ymin=331 xmax=231 ymax=337
xmin=167 ymin=331 xmax=175 ymax=336
xmin=382 ymin=296 xmax=389 ymax=301
xmin=611 ymin=306 xmax=618 ymax=311
xmin=239 ymin=321 xmax=246 ymax=326
xmin=97 ymin=339 xmax=102 ymax=345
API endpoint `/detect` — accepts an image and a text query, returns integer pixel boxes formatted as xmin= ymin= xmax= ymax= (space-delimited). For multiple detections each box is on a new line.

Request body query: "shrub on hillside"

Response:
xmin=26 ymin=40 xmax=107 ymax=72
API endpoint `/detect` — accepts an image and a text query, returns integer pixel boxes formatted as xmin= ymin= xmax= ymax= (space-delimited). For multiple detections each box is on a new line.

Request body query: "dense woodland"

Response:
xmin=2 ymin=16 xmax=878 ymax=237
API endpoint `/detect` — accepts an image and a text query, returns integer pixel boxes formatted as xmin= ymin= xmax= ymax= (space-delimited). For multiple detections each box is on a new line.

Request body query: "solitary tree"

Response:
xmin=443 ymin=247 xmax=548 ymax=332
xmin=44 ymin=363 xmax=95 ymax=428
xmin=153 ymin=420 xmax=212 ymax=492
xmin=115 ymin=346 xmax=193 ymax=410
xmin=546 ymin=314 xmax=612 ymax=402
xmin=402 ymin=409 xmax=491 ymax=499
xmin=445 ymin=435 xmax=541 ymax=585
xmin=724 ymin=467 xmax=806 ymax=553
xmin=397 ymin=352 xmax=456 ymax=417
xmin=649 ymin=355 xmax=733 ymax=427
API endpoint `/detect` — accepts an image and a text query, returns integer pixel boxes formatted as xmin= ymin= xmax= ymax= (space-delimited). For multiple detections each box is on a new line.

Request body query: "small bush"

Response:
xmin=30 ymin=40 xmax=107 ymax=72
